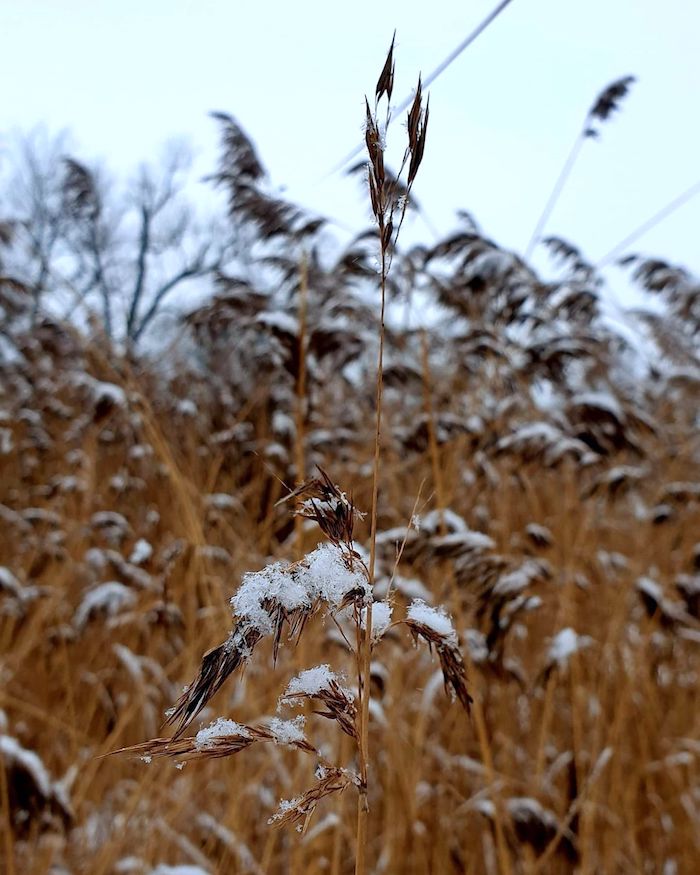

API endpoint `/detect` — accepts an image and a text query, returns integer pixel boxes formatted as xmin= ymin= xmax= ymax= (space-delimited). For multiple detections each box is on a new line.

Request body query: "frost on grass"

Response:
xmin=72 ymin=372 xmax=127 ymax=411
xmin=284 ymin=665 xmax=339 ymax=697
xmin=150 ymin=866 xmax=211 ymax=875
xmin=636 ymin=575 xmax=696 ymax=628
xmin=231 ymin=543 xmax=370 ymax=636
xmin=195 ymin=718 xmax=252 ymax=750
xmin=268 ymin=767 xmax=354 ymax=832
xmin=379 ymin=574 xmax=431 ymax=602
xmin=117 ymin=718 xmax=315 ymax=762
xmin=473 ymin=796 xmax=578 ymax=862
xmin=0 ymin=734 xmax=51 ymax=797
xmin=90 ymin=510 xmax=132 ymax=535
xmin=493 ymin=559 xmax=546 ymax=597
xmin=495 ymin=422 xmax=596 ymax=467
xmin=166 ymin=542 xmax=370 ymax=737
xmin=73 ymin=582 xmax=137 ymax=630
xmin=268 ymin=716 xmax=307 ymax=747
xmin=0 ymin=566 xmax=41 ymax=613
xmin=405 ymin=600 xmax=472 ymax=713
xmin=280 ymin=665 xmax=357 ymax=739
xmin=361 ymin=600 xmax=393 ymax=641
xmin=0 ymin=733 xmax=73 ymax=828
xmin=538 ymin=627 xmax=594 ymax=682
xmin=420 ymin=508 xmax=468 ymax=534
xmin=406 ymin=600 xmax=457 ymax=645
xmin=547 ymin=628 xmax=593 ymax=666
xmin=204 ymin=493 xmax=241 ymax=511
xmin=129 ymin=538 xmax=153 ymax=565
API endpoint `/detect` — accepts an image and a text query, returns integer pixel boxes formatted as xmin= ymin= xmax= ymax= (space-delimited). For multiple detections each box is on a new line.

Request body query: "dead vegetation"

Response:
xmin=1 ymin=41 xmax=700 ymax=875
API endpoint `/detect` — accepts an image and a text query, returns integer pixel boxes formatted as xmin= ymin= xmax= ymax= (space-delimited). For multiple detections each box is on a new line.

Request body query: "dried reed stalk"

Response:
xmin=293 ymin=250 xmax=308 ymax=560
xmin=525 ymin=75 xmax=636 ymax=259
xmin=355 ymin=36 xmax=430 ymax=875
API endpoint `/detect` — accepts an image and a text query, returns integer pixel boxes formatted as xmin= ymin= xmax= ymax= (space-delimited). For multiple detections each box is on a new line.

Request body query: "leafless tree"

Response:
xmin=2 ymin=128 xmax=72 ymax=323
xmin=2 ymin=132 xmax=239 ymax=346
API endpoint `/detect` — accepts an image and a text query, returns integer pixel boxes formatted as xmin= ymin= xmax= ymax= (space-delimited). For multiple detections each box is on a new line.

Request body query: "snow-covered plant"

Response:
xmin=115 ymin=42 xmax=470 ymax=874
xmin=115 ymin=467 xmax=471 ymax=842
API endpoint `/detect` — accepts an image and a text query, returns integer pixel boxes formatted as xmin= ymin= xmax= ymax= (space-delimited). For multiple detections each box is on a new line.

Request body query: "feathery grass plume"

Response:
xmin=208 ymin=112 xmax=318 ymax=243
xmin=61 ymin=158 xmax=101 ymax=221
xmin=525 ymin=75 xmax=636 ymax=258
xmin=542 ymin=236 xmax=600 ymax=285
xmin=208 ymin=111 xmax=265 ymax=182
xmin=277 ymin=466 xmax=364 ymax=549
xmin=353 ymin=39 xmax=433 ymax=875
xmin=406 ymin=77 xmax=430 ymax=188
xmin=116 ymin=460 xmax=468 ymax=857
xmin=269 ymin=767 xmax=356 ymax=833
xmin=618 ymin=254 xmax=700 ymax=334
xmin=110 ymin=45 xmax=456 ymax=872
xmin=585 ymin=75 xmax=636 ymax=137
xmin=0 ymin=733 xmax=73 ymax=835
xmin=164 ymin=627 xmax=263 ymax=738
xmin=165 ymin=539 xmax=371 ymax=738
xmin=473 ymin=796 xmax=579 ymax=863
xmin=280 ymin=665 xmax=357 ymax=740
xmin=375 ymin=31 xmax=395 ymax=103
xmin=404 ymin=600 xmax=472 ymax=713
xmin=346 ymin=160 xmax=420 ymax=217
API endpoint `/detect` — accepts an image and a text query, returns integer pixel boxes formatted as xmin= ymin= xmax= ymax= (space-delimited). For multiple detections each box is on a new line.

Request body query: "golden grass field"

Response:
xmin=1 ymin=322 xmax=699 ymax=874
xmin=2 ymin=44 xmax=700 ymax=875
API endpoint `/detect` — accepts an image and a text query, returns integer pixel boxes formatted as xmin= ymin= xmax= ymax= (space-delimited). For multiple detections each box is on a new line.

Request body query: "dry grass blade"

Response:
xmin=165 ymin=627 xmax=262 ymax=738
xmin=407 ymin=77 xmax=422 ymax=149
xmin=113 ymin=722 xmax=317 ymax=762
xmin=111 ymin=732 xmax=256 ymax=761
xmin=364 ymin=100 xmax=385 ymax=225
xmin=281 ymin=677 xmax=358 ymax=740
xmin=586 ymin=75 xmax=636 ymax=133
xmin=375 ymin=32 xmax=396 ymax=103
xmin=404 ymin=612 xmax=473 ymax=714
xmin=278 ymin=466 xmax=363 ymax=546
xmin=209 ymin=111 xmax=265 ymax=181
xmin=407 ymin=88 xmax=429 ymax=187
xmin=270 ymin=768 xmax=355 ymax=832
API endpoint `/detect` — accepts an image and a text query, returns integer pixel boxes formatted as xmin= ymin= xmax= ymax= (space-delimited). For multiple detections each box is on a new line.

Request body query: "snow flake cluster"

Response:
xmin=230 ymin=543 xmax=370 ymax=635
xmin=195 ymin=718 xmax=251 ymax=749
xmin=284 ymin=665 xmax=345 ymax=698
xmin=406 ymin=599 xmax=458 ymax=645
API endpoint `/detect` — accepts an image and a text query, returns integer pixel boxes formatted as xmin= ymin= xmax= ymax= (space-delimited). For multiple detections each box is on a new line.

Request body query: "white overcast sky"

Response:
xmin=2 ymin=0 xmax=699 ymax=300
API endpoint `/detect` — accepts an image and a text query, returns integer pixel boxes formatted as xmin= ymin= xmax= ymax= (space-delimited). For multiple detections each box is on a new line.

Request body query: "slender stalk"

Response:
xmin=526 ymin=75 xmax=636 ymax=262
xmin=355 ymin=241 xmax=387 ymax=875
xmin=354 ymin=55 xmax=428 ymax=870
xmin=470 ymin=680 xmax=513 ymax=875
xmin=524 ymin=132 xmax=585 ymax=261
xmin=597 ymin=177 xmax=700 ymax=267
xmin=420 ymin=330 xmax=446 ymax=535
xmin=294 ymin=250 xmax=309 ymax=560
xmin=0 ymin=747 xmax=16 ymax=875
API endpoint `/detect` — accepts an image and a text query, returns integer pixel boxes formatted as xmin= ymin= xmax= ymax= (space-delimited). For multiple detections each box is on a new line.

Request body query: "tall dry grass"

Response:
xmin=1 ymin=314 xmax=698 ymax=873
xmin=2 ymin=43 xmax=700 ymax=875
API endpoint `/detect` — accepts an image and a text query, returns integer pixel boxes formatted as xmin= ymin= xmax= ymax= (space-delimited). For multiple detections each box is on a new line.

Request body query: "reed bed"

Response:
xmin=1 ymin=42 xmax=699 ymax=875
